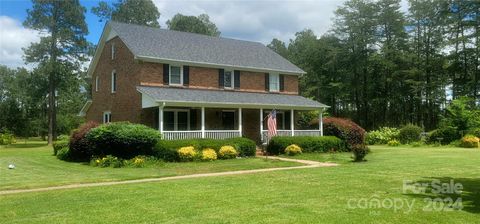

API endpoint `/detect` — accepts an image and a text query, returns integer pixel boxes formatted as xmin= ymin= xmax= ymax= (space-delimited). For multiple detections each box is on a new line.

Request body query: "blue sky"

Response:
xmin=0 ymin=0 xmax=409 ymax=68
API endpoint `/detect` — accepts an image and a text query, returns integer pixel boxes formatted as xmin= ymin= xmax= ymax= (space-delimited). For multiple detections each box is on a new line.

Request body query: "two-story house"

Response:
xmin=80 ymin=21 xmax=328 ymax=143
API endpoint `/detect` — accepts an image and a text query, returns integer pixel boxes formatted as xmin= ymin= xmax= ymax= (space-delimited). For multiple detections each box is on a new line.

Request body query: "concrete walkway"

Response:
xmin=0 ymin=157 xmax=337 ymax=196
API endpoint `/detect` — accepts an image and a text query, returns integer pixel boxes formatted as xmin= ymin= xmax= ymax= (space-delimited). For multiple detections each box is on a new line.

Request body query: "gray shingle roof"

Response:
xmin=137 ymin=86 xmax=327 ymax=109
xmin=109 ymin=21 xmax=305 ymax=74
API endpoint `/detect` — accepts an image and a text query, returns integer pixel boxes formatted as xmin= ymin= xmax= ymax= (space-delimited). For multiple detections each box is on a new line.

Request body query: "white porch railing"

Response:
xmin=162 ymin=130 xmax=241 ymax=140
xmin=162 ymin=131 xmax=202 ymax=140
xmin=205 ymin=130 xmax=241 ymax=139
xmin=261 ymin=130 xmax=323 ymax=143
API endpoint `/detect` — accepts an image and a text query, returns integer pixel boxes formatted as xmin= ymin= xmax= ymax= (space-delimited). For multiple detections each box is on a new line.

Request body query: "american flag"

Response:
xmin=267 ymin=110 xmax=277 ymax=138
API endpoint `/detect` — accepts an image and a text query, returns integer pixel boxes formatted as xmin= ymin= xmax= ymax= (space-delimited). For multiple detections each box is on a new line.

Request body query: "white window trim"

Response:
xmin=164 ymin=109 xmax=190 ymax=131
xmin=269 ymin=73 xmax=280 ymax=92
xmin=103 ymin=111 xmax=112 ymax=124
xmin=169 ymin=65 xmax=183 ymax=86
xmin=111 ymin=70 xmax=116 ymax=93
xmin=224 ymin=70 xmax=234 ymax=89
xmin=111 ymin=43 xmax=115 ymax=60
xmin=95 ymin=76 xmax=99 ymax=92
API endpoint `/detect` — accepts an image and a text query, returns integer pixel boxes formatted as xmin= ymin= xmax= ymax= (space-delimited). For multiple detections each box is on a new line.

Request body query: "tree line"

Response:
xmin=268 ymin=0 xmax=479 ymax=130
xmin=0 ymin=0 xmax=221 ymax=144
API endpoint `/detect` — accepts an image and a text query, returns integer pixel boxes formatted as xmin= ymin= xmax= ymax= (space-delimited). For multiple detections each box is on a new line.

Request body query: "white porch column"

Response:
xmin=319 ymin=108 xmax=323 ymax=136
xmin=238 ymin=108 xmax=242 ymax=137
xmin=158 ymin=105 xmax=164 ymax=134
xmin=201 ymin=107 xmax=205 ymax=138
xmin=290 ymin=109 xmax=294 ymax=136
xmin=260 ymin=108 xmax=263 ymax=142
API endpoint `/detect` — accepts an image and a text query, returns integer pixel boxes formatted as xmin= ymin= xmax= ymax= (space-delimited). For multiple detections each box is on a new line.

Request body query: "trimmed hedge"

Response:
xmin=323 ymin=117 xmax=366 ymax=149
xmin=86 ymin=122 xmax=161 ymax=159
xmin=154 ymin=137 xmax=256 ymax=162
xmin=266 ymin=136 xmax=345 ymax=155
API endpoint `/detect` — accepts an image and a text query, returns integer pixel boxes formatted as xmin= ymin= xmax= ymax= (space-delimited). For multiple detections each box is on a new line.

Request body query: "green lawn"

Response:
xmin=1 ymin=143 xmax=479 ymax=223
xmin=0 ymin=141 xmax=298 ymax=190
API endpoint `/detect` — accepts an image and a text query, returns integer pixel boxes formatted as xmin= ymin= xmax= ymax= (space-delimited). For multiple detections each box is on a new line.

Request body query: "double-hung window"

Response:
xmin=111 ymin=43 xmax=115 ymax=60
xmin=95 ymin=76 xmax=99 ymax=92
xmin=111 ymin=70 xmax=117 ymax=93
xmin=103 ymin=112 xmax=112 ymax=123
xmin=224 ymin=70 xmax=234 ymax=88
xmin=269 ymin=73 xmax=280 ymax=92
xmin=169 ymin=65 xmax=183 ymax=85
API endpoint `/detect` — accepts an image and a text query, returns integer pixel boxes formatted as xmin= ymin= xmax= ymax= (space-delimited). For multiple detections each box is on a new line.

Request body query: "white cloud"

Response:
xmin=154 ymin=0 xmax=347 ymax=44
xmin=0 ymin=16 xmax=40 ymax=68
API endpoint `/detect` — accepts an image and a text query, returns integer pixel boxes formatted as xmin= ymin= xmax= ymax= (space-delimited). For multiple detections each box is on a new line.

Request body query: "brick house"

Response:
xmin=80 ymin=21 xmax=328 ymax=144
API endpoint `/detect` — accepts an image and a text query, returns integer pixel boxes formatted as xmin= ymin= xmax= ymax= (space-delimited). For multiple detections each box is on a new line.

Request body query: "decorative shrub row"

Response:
xmin=266 ymin=136 xmax=345 ymax=155
xmin=323 ymin=117 xmax=366 ymax=149
xmin=154 ymin=138 xmax=255 ymax=162
xmin=86 ymin=122 xmax=162 ymax=159
xmin=90 ymin=155 xmax=161 ymax=168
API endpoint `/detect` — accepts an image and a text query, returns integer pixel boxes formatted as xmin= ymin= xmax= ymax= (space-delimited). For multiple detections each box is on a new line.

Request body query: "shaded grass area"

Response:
xmin=1 ymin=144 xmax=479 ymax=223
xmin=0 ymin=141 xmax=298 ymax=190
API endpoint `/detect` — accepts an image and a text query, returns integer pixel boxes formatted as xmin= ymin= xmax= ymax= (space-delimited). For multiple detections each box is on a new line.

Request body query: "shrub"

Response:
xmin=387 ymin=139 xmax=400 ymax=147
xmin=365 ymin=127 xmax=400 ymax=145
xmin=57 ymin=134 xmax=70 ymax=141
xmin=52 ymin=140 xmax=69 ymax=156
xmin=218 ymin=146 xmax=238 ymax=159
xmin=154 ymin=138 xmax=255 ymax=161
xmin=92 ymin=155 xmax=123 ymax=168
xmin=69 ymin=121 xmax=99 ymax=161
xmin=284 ymin=144 xmax=302 ymax=156
xmin=131 ymin=155 xmax=146 ymax=167
xmin=399 ymin=124 xmax=423 ymax=144
xmin=266 ymin=136 xmax=345 ymax=155
xmin=201 ymin=148 xmax=217 ymax=161
xmin=56 ymin=146 xmax=73 ymax=161
xmin=410 ymin=141 xmax=423 ymax=147
xmin=323 ymin=117 xmax=366 ymax=149
xmin=0 ymin=133 xmax=15 ymax=145
xmin=460 ymin=135 xmax=479 ymax=148
xmin=426 ymin=127 xmax=460 ymax=145
xmin=86 ymin=122 xmax=161 ymax=159
xmin=177 ymin=146 xmax=197 ymax=161
xmin=352 ymin=144 xmax=368 ymax=162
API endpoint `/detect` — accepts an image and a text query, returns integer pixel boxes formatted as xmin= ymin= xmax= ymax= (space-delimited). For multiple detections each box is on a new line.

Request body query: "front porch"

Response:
xmin=137 ymin=86 xmax=328 ymax=144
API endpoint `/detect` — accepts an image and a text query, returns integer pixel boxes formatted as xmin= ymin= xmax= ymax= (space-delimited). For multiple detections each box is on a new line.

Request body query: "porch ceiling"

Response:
xmin=137 ymin=86 xmax=328 ymax=110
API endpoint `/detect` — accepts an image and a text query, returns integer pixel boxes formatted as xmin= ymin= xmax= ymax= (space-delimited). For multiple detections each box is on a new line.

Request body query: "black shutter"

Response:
xmin=183 ymin=66 xmax=189 ymax=86
xmin=163 ymin=64 xmax=169 ymax=85
xmin=219 ymin=69 xmax=225 ymax=88
xmin=279 ymin=74 xmax=285 ymax=92
xmin=234 ymin=70 xmax=240 ymax=89
xmin=265 ymin=73 xmax=270 ymax=91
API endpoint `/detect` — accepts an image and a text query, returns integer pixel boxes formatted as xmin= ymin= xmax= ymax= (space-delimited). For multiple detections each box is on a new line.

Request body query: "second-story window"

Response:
xmin=224 ymin=70 xmax=233 ymax=88
xmin=95 ymin=76 xmax=99 ymax=92
xmin=169 ymin=65 xmax=183 ymax=85
xmin=111 ymin=70 xmax=117 ymax=93
xmin=269 ymin=73 xmax=279 ymax=92
xmin=111 ymin=43 xmax=115 ymax=60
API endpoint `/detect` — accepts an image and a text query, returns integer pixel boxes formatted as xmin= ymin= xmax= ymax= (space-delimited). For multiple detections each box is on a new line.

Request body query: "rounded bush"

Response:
xmin=201 ymin=148 xmax=217 ymax=161
xmin=56 ymin=146 xmax=73 ymax=161
xmin=284 ymin=144 xmax=302 ymax=156
xmin=69 ymin=121 xmax=99 ymax=161
xmin=218 ymin=146 xmax=238 ymax=159
xmin=365 ymin=127 xmax=400 ymax=145
xmin=460 ymin=135 xmax=479 ymax=148
xmin=387 ymin=139 xmax=400 ymax=147
xmin=53 ymin=140 xmax=69 ymax=156
xmin=352 ymin=144 xmax=369 ymax=162
xmin=399 ymin=124 xmax=423 ymax=144
xmin=177 ymin=146 xmax=197 ymax=161
xmin=86 ymin=122 xmax=161 ymax=159
xmin=426 ymin=127 xmax=460 ymax=145
xmin=322 ymin=117 xmax=366 ymax=149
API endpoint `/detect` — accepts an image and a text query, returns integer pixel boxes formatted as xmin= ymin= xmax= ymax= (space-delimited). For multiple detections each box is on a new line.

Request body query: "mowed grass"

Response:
xmin=1 ymin=144 xmax=479 ymax=223
xmin=0 ymin=141 xmax=298 ymax=190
